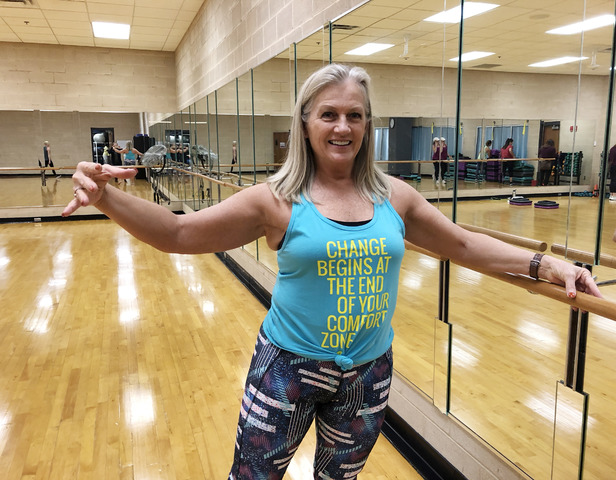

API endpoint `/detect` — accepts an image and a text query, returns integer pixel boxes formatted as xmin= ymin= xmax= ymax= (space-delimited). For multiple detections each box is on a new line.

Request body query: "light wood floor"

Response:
xmin=0 ymin=217 xmax=422 ymax=479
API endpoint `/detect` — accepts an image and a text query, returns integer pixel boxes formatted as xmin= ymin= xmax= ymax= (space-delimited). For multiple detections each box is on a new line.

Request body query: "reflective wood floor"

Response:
xmin=0 ymin=217 xmax=422 ymax=479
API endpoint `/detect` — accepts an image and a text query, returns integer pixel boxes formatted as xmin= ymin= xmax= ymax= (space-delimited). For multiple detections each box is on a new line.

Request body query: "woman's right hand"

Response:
xmin=62 ymin=162 xmax=137 ymax=217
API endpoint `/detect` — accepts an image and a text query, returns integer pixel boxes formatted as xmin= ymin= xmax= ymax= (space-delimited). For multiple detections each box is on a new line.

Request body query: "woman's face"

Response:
xmin=303 ymin=79 xmax=368 ymax=170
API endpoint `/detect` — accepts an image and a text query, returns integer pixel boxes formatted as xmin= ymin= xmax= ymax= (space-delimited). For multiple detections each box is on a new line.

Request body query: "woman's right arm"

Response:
xmin=63 ymin=162 xmax=286 ymax=254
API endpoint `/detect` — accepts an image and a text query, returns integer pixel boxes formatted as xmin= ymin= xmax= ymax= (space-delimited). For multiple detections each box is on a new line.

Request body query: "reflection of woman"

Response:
xmin=483 ymin=139 xmax=492 ymax=160
xmin=432 ymin=137 xmax=447 ymax=186
xmin=609 ymin=143 xmax=616 ymax=202
xmin=230 ymin=140 xmax=237 ymax=173
xmin=500 ymin=138 xmax=515 ymax=185
xmin=113 ymin=141 xmax=142 ymax=166
xmin=537 ymin=139 xmax=556 ymax=186
xmin=113 ymin=141 xmax=142 ymax=184
xmin=63 ymin=63 xmax=601 ymax=478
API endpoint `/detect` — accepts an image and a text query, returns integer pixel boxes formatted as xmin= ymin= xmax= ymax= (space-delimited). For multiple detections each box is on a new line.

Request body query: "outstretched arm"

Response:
xmin=389 ymin=178 xmax=601 ymax=299
xmin=63 ymin=162 xmax=286 ymax=254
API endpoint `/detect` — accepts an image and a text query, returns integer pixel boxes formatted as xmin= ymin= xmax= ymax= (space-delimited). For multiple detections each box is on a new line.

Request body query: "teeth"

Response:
xmin=330 ymin=140 xmax=351 ymax=146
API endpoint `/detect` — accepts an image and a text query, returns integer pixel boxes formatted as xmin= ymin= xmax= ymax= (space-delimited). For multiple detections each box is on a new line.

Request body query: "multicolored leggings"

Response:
xmin=228 ymin=327 xmax=393 ymax=480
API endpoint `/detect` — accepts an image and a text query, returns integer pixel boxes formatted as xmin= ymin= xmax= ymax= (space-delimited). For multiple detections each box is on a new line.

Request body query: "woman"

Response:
xmin=113 ymin=140 xmax=143 ymax=184
xmin=432 ymin=136 xmax=448 ymax=186
xmin=537 ymin=139 xmax=557 ymax=186
xmin=500 ymin=137 xmax=515 ymax=185
xmin=483 ymin=139 xmax=492 ymax=160
xmin=63 ymin=64 xmax=600 ymax=478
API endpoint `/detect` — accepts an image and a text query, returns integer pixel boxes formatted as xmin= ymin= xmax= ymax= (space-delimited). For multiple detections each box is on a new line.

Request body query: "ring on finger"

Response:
xmin=73 ymin=186 xmax=86 ymax=197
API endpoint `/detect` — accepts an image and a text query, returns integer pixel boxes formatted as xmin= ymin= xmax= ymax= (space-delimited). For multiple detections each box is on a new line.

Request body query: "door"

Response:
xmin=273 ymin=132 xmax=289 ymax=164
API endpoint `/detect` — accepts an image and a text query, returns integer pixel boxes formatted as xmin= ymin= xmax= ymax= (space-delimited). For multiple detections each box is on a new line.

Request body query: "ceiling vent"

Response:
xmin=332 ymin=24 xmax=359 ymax=31
xmin=471 ymin=63 xmax=502 ymax=69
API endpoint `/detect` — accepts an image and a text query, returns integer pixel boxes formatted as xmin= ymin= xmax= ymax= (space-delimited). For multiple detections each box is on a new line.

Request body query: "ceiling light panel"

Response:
xmin=345 ymin=43 xmax=394 ymax=56
xmin=547 ymin=14 xmax=615 ymax=35
xmin=92 ymin=21 xmax=130 ymax=40
xmin=424 ymin=2 xmax=499 ymax=24
xmin=529 ymin=56 xmax=588 ymax=67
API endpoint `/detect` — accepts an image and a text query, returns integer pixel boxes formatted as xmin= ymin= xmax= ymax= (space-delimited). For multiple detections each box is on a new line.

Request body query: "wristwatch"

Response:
xmin=530 ymin=253 xmax=544 ymax=280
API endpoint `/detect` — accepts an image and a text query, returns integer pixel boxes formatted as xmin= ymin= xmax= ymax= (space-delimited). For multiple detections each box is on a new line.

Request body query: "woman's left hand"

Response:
xmin=541 ymin=256 xmax=602 ymax=299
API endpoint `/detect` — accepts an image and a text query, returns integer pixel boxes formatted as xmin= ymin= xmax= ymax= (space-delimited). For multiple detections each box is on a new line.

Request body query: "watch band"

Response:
xmin=529 ymin=253 xmax=544 ymax=280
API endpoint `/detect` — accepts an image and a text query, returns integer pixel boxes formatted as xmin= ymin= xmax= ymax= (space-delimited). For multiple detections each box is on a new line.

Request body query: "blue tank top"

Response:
xmin=263 ymin=195 xmax=405 ymax=370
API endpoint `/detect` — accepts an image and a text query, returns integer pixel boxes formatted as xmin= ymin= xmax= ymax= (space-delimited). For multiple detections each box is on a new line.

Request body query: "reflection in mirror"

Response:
xmin=216 ymin=79 xmax=239 ymax=184
xmin=296 ymin=24 xmax=332 ymax=90
xmin=237 ymin=70 xmax=255 ymax=186
xmin=448 ymin=2 xmax=616 ymax=480
xmin=551 ymin=381 xmax=588 ymax=480
xmin=249 ymin=54 xmax=294 ymax=273
xmin=237 ymin=69 xmax=260 ymax=261
xmin=433 ymin=318 xmax=451 ymax=413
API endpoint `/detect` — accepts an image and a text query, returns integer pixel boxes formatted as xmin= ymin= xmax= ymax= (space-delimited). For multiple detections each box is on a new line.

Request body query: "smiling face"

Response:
xmin=303 ymin=79 xmax=369 ymax=173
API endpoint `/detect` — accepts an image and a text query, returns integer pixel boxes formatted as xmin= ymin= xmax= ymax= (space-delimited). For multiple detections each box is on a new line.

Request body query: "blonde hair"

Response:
xmin=267 ymin=63 xmax=391 ymax=204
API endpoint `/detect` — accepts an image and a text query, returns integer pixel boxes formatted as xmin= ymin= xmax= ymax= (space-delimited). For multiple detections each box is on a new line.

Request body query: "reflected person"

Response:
xmin=537 ymin=139 xmax=556 ymax=186
xmin=43 ymin=140 xmax=60 ymax=179
xmin=501 ymin=138 xmax=515 ymax=185
xmin=609 ymin=143 xmax=616 ymax=202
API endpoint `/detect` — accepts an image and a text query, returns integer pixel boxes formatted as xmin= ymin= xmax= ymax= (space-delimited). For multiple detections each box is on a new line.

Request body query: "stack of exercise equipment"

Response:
xmin=507 ymin=189 xmax=532 ymax=206
xmin=486 ymin=160 xmax=502 ymax=182
xmin=464 ymin=162 xmax=484 ymax=183
xmin=512 ymin=163 xmax=535 ymax=186
xmin=534 ymin=200 xmax=559 ymax=209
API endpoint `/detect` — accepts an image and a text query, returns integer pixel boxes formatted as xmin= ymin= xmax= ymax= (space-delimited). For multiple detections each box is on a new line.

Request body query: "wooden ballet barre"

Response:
xmin=404 ymin=240 xmax=616 ymax=321
xmin=458 ymin=223 xmax=548 ymax=252
xmin=550 ymin=244 xmax=616 ymax=269
xmin=173 ymin=167 xmax=244 ymax=192
xmin=376 ymin=157 xmax=552 ymax=164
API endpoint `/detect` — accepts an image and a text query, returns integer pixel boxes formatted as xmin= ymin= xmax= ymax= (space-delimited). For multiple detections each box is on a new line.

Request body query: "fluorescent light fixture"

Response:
xmin=424 ymin=2 xmax=499 ymax=24
xmin=450 ymin=51 xmax=494 ymax=62
xmin=92 ymin=21 xmax=130 ymax=40
xmin=345 ymin=43 xmax=394 ymax=56
xmin=529 ymin=56 xmax=588 ymax=68
xmin=547 ymin=14 xmax=615 ymax=35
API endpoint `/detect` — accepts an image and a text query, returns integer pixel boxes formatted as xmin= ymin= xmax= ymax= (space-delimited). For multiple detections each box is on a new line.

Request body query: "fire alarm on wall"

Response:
xmin=570 ymin=125 xmax=578 ymax=132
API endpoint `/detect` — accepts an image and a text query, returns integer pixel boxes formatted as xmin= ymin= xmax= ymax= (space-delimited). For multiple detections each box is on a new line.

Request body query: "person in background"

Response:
xmin=608 ymin=143 xmax=616 ymax=202
xmin=432 ymin=136 xmax=447 ymax=186
xmin=230 ymin=140 xmax=238 ymax=173
xmin=113 ymin=141 xmax=143 ymax=167
xmin=483 ymin=139 xmax=492 ymax=160
xmin=62 ymin=63 xmax=600 ymax=479
xmin=43 ymin=140 xmax=60 ymax=179
xmin=113 ymin=141 xmax=142 ymax=184
xmin=501 ymin=137 xmax=515 ymax=185
xmin=102 ymin=145 xmax=110 ymax=165
xmin=537 ymin=139 xmax=557 ymax=186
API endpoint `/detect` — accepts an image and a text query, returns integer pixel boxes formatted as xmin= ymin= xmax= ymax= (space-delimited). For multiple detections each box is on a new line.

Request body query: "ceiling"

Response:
xmin=0 ymin=0 xmax=205 ymax=51
xmin=293 ymin=0 xmax=616 ymax=76
xmin=0 ymin=0 xmax=615 ymax=76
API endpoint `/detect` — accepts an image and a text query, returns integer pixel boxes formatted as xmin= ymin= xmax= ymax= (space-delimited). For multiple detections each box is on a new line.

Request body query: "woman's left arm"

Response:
xmin=390 ymin=178 xmax=601 ymax=298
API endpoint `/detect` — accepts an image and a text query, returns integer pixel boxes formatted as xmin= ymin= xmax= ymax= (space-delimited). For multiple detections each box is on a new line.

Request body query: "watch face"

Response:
xmin=389 ymin=118 xmax=395 ymax=128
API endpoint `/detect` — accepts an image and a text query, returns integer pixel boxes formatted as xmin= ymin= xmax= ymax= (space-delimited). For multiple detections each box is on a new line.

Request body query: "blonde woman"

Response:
xmin=64 ymin=63 xmax=600 ymax=478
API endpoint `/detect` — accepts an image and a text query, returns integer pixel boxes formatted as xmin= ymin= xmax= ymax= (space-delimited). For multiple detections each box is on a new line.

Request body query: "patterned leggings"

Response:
xmin=228 ymin=327 xmax=393 ymax=480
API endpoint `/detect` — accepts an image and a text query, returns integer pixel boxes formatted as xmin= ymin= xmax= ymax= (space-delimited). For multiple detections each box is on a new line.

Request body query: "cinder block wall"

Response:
xmin=0 ymin=42 xmax=176 ymax=113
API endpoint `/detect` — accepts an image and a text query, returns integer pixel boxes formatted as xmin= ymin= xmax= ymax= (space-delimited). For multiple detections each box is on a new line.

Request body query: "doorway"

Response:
xmin=91 ymin=128 xmax=115 ymax=163
xmin=273 ymin=132 xmax=289 ymax=164
xmin=539 ymin=121 xmax=560 ymax=152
